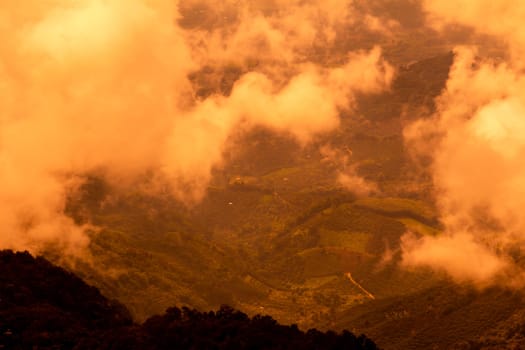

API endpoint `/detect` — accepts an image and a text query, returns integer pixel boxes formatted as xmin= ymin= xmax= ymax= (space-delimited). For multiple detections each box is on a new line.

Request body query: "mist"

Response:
xmin=401 ymin=0 xmax=525 ymax=286
xmin=0 ymin=0 xmax=394 ymax=256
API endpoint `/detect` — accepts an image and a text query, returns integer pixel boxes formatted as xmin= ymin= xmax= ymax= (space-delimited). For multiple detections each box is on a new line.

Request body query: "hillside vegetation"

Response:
xmin=0 ymin=250 xmax=378 ymax=350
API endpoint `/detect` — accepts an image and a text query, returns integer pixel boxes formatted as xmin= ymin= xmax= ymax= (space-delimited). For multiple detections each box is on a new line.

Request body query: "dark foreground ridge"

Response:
xmin=0 ymin=250 xmax=378 ymax=350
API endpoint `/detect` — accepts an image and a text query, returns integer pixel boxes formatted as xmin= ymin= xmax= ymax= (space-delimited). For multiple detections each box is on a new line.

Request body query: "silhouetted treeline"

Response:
xmin=0 ymin=250 xmax=379 ymax=350
xmin=0 ymin=250 xmax=132 ymax=349
xmin=77 ymin=305 xmax=378 ymax=350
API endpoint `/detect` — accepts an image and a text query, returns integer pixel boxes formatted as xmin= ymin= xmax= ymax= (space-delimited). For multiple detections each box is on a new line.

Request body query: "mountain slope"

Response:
xmin=0 ymin=249 xmax=379 ymax=350
xmin=333 ymin=282 xmax=525 ymax=350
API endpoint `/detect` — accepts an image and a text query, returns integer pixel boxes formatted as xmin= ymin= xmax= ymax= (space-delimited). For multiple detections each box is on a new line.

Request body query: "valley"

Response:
xmin=2 ymin=1 xmax=523 ymax=349
xmin=58 ymin=51 xmax=451 ymax=332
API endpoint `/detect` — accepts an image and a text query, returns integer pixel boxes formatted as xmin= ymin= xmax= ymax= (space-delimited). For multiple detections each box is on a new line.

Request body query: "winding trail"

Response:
xmin=345 ymin=272 xmax=375 ymax=300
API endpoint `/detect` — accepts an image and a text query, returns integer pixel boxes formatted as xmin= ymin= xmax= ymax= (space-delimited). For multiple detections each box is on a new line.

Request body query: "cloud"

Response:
xmin=422 ymin=0 xmax=525 ymax=51
xmin=402 ymin=1 xmax=525 ymax=285
xmin=401 ymin=232 xmax=508 ymax=284
xmin=1 ymin=0 xmax=194 ymax=256
xmin=182 ymin=0 xmax=406 ymax=74
xmin=320 ymin=144 xmax=378 ymax=196
xmin=163 ymin=46 xmax=393 ymax=201
xmin=0 ymin=0 xmax=394 ymax=256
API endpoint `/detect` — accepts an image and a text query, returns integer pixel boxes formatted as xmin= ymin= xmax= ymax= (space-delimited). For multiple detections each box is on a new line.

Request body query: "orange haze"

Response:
xmin=0 ymin=0 xmax=393 ymax=256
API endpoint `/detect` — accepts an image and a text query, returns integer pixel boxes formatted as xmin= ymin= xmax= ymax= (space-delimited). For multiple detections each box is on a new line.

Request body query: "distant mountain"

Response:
xmin=0 ymin=250 xmax=378 ymax=350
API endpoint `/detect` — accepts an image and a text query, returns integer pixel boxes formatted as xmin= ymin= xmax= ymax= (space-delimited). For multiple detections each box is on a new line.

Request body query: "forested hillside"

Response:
xmin=0 ymin=250 xmax=377 ymax=350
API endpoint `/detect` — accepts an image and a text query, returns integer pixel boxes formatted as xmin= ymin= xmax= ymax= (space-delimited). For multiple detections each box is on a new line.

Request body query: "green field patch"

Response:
xmin=318 ymin=203 xmax=405 ymax=236
xmin=318 ymin=229 xmax=370 ymax=254
xmin=302 ymin=275 xmax=340 ymax=289
xmin=398 ymin=218 xmax=440 ymax=236
xmin=354 ymin=197 xmax=437 ymax=223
